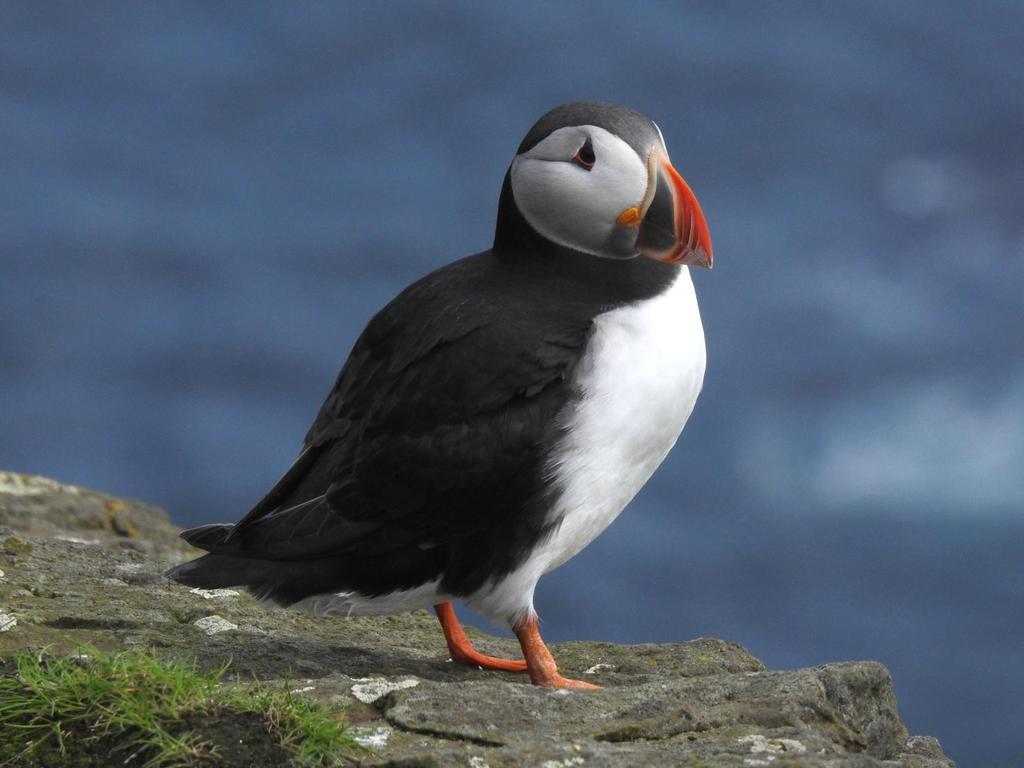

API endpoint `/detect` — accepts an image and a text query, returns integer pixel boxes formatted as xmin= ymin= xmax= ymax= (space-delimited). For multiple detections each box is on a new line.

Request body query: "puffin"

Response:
xmin=167 ymin=101 xmax=712 ymax=689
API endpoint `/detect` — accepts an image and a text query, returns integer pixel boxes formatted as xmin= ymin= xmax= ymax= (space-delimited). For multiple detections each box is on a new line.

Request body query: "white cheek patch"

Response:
xmin=510 ymin=126 xmax=649 ymax=258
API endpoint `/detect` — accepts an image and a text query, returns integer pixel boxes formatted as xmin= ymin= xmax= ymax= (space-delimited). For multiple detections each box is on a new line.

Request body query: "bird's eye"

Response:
xmin=571 ymin=138 xmax=596 ymax=171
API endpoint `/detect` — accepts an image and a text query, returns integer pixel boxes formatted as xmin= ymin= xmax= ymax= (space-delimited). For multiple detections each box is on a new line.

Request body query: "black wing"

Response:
xmin=196 ymin=251 xmax=594 ymax=561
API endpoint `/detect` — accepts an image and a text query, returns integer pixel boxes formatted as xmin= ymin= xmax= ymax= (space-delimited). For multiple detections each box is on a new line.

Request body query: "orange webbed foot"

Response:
xmin=449 ymin=645 xmax=529 ymax=673
xmin=533 ymin=674 xmax=602 ymax=690
xmin=514 ymin=613 xmax=602 ymax=690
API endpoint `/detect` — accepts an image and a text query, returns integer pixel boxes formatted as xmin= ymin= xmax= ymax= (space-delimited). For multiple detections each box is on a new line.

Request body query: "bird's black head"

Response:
xmin=495 ymin=101 xmax=712 ymax=268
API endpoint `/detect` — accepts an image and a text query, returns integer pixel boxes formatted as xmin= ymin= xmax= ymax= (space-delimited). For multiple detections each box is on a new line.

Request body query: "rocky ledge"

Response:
xmin=0 ymin=472 xmax=953 ymax=767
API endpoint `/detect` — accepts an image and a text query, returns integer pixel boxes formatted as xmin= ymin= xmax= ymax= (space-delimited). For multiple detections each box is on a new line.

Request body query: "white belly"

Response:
xmin=469 ymin=269 xmax=706 ymax=625
xmin=289 ymin=579 xmax=446 ymax=618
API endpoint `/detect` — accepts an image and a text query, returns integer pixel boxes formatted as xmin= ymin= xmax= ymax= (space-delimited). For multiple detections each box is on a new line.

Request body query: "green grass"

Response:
xmin=0 ymin=646 xmax=361 ymax=767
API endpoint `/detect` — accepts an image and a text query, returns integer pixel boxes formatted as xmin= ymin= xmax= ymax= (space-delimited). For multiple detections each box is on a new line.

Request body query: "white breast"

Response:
xmin=468 ymin=269 xmax=706 ymax=625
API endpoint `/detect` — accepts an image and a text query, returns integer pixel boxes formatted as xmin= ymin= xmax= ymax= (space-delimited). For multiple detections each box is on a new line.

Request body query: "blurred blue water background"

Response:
xmin=2 ymin=3 xmax=1022 ymax=764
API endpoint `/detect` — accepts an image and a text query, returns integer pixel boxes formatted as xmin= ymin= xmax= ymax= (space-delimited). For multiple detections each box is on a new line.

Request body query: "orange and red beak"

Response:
xmin=621 ymin=149 xmax=713 ymax=269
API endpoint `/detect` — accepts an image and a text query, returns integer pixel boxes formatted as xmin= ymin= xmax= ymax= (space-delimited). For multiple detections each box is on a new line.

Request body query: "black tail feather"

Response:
xmin=165 ymin=552 xmax=289 ymax=604
xmin=179 ymin=523 xmax=234 ymax=552
xmin=165 ymin=544 xmax=448 ymax=608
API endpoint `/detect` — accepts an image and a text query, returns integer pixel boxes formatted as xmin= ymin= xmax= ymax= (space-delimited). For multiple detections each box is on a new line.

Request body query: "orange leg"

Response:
xmin=433 ymin=602 xmax=528 ymax=672
xmin=513 ymin=613 xmax=601 ymax=689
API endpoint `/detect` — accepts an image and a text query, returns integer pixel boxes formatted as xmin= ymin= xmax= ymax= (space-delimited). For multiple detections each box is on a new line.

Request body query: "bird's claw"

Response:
xmin=533 ymin=674 xmax=602 ymax=690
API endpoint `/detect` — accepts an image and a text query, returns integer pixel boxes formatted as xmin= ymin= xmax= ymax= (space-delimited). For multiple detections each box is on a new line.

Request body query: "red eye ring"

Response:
xmin=572 ymin=138 xmax=596 ymax=171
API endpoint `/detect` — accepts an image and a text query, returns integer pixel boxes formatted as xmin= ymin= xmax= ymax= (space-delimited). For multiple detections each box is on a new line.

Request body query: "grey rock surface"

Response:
xmin=0 ymin=473 xmax=955 ymax=767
